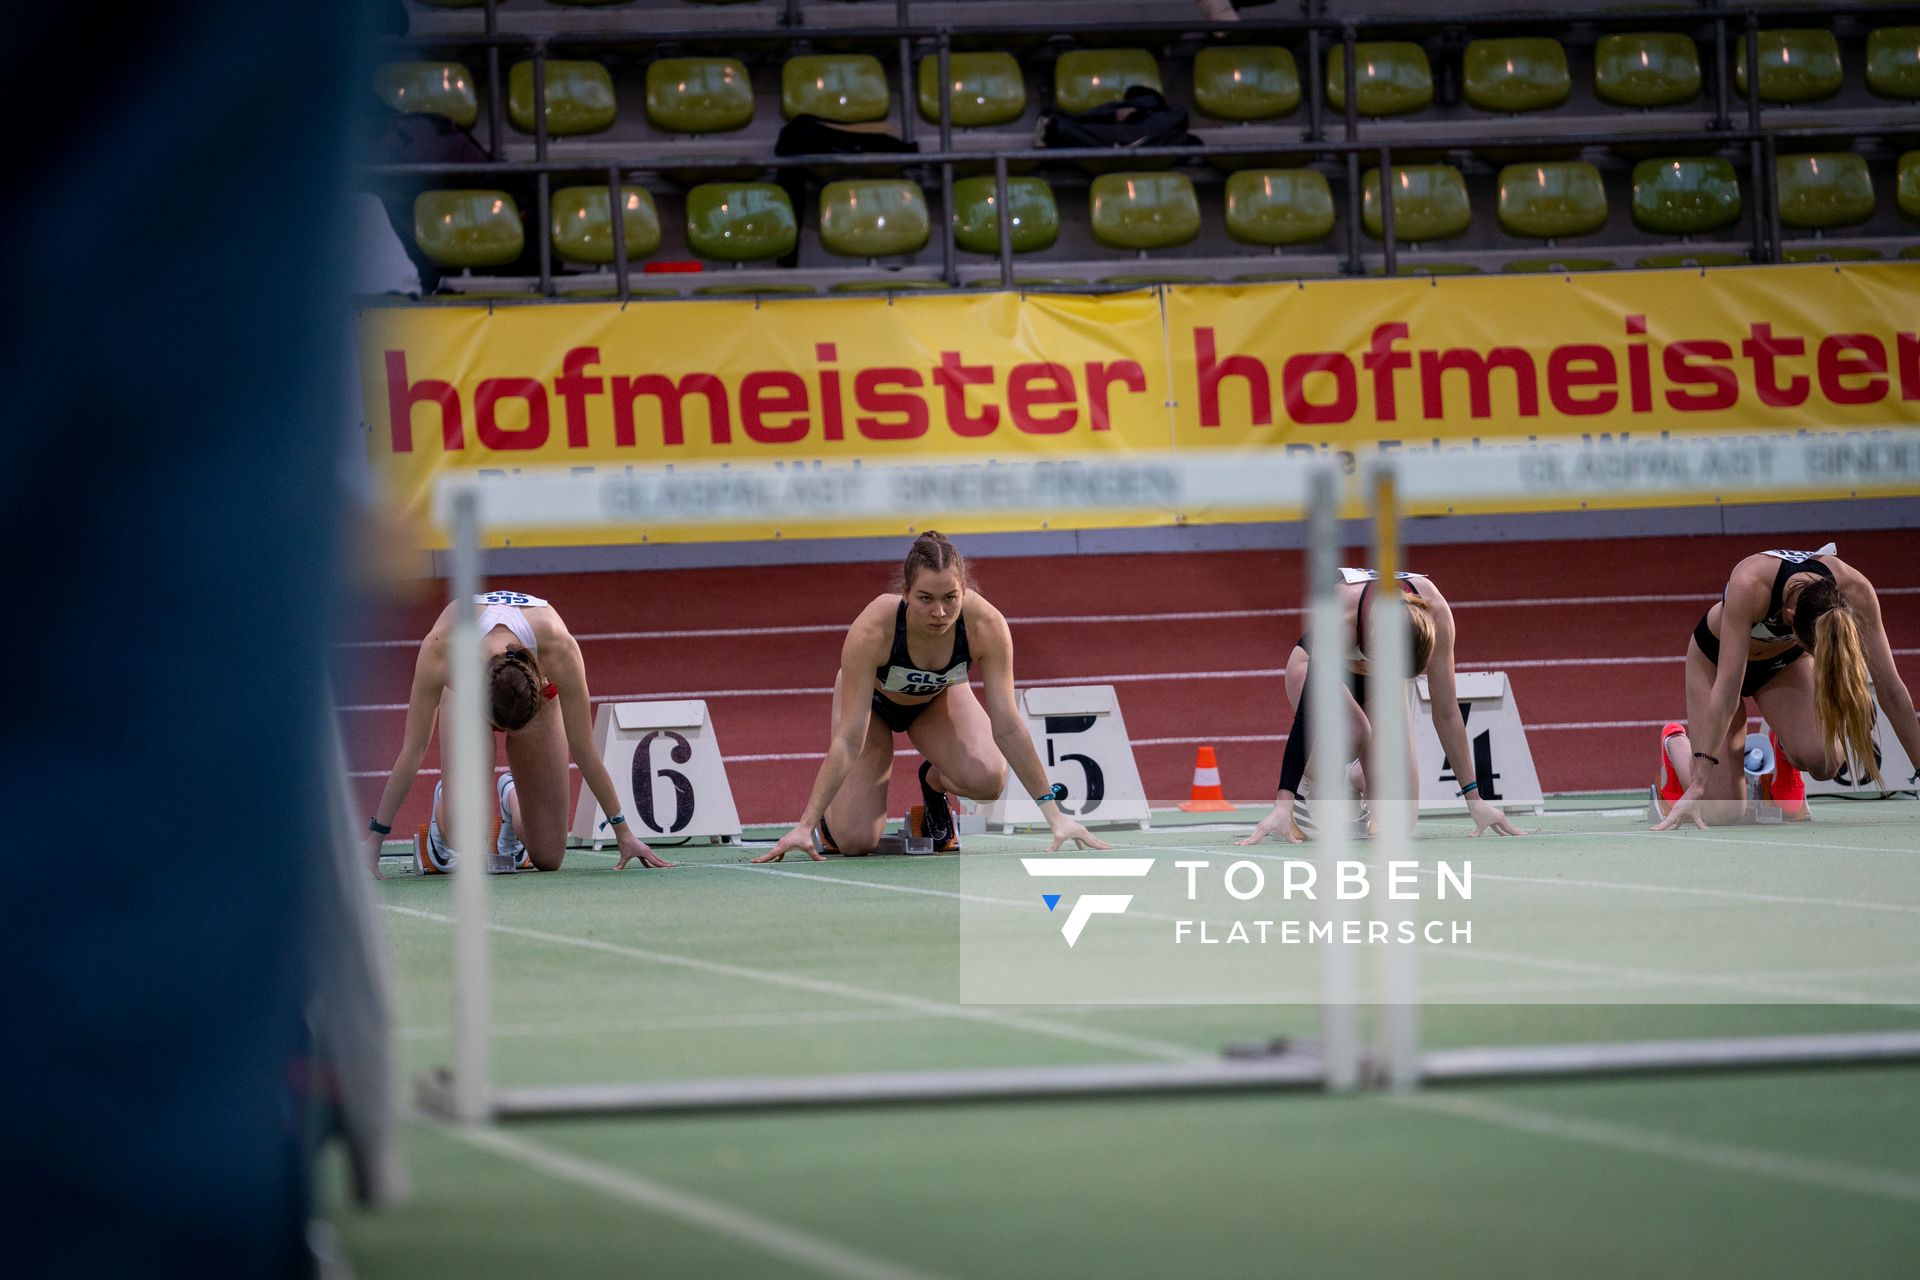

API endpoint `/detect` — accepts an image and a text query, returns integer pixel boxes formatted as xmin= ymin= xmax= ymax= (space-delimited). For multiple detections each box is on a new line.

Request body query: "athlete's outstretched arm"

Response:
xmin=547 ymin=634 xmax=671 ymax=869
xmin=362 ymin=637 xmax=447 ymax=876
xmin=1657 ymin=576 xmax=1759 ymax=830
xmin=755 ymin=615 xmax=884 ymax=863
xmin=974 ymin=608 xmax=1110 ymax=852
xmin=1422 ymin=592 xmax=1524 ymax=837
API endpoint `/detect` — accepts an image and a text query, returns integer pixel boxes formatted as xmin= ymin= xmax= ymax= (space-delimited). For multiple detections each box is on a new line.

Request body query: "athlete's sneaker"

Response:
xmin=422 ymin=780 xmax=459 ymax=874
xmin=494 ymin=771 xmax=527 ymax=873
xmin=1648 ymin=781 xmax=1670 ymax=824
xmin=917 ymin=760 xmax=960 ymax=852
xmin=814 ymin=816 xmax=843 ymax=856
xmin=1764 ymin=731 xmax=1811 ymax=822
xmin=1294 ymin=771 xmax=1368 ymax=841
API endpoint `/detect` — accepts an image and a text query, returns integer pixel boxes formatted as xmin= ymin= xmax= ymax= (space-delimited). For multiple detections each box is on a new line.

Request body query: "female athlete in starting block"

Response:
xmin=754 ymin=531 xmax=1109 ymax=862
xmin=1653 ymin=544 xmax=1920 ymax=830
xmin=1237 ymin=569 xmax=1526 ymax=844
xmin=361 ymin=590 xmax=675 ymax=876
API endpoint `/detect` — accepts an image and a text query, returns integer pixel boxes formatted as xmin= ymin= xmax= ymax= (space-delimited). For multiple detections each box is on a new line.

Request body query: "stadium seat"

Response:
xmin=1594 ymin=33 xmax=1701 ymax=107
xmin=917 ymin=52 xmax=1027 ymax=126
xmin=1631 ymin=157 xmax=1742 ymax=235
xmin=695 ymin=283 xmax=816 ymax=296
xmin=413 ymin=191 xmax=524 ymax=268
xmin=685 ymin=182 xmax=797 ymax=261
xmin=1637 ymin=251 xmax=1749 ymax=269
xmin=950 ymin=176 xmax=1060 ymax=254
xmin=830 ymin=280 xmax=947 ymax=293
xmin=549 ymin=186 xmax=661 ymax=264
xmin=508 ymin=60 xmax=617 ymax=136
xmin=646 ymin=58 xmax=754 ymax=134
xmin=1866 ymin=28 xmax=1920 ymax=99
xmin=1089 ymin=172 xmax=1201 ymax=250
xmin=374 ymin=62 xmax=478 ymax=128
xmin=1464 ymin=38 xmax=1571 ymax=113
xmin=782 ymin=54 xmax=889 ymax=123
xmin=1326 ymin=43 xmax=1432 ymax=117
xmin=1054 ymin=49 xmax=1162 ymax=115
xmin=1224 ymin=170 xmax=1334 ymax=246
xmin=1193 ymin=46 xmax=1301 ymax=120
xmin=1503 ymin=258 xmax=1616 ymax=273
xmin=1896 ymin=151 xmax=1920 ymax=219
xmin=1498 ymin=162 xmax=1608 ymax=239
xmin=818 ymin=179 xmax=931 ymax=258
xmin=966 ymin=276 xmax=1089 ymax=288
xmin=1736 ymin=31 xmax=1844 ymax=104
xmin=1362 ymin=165 xmax=1471 ymax=241
xmin=1775 ymin=152 xmax=1875 ymax=229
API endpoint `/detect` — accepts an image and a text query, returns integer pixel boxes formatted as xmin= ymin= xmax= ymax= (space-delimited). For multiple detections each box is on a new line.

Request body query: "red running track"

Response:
xmin=335 ymin=531 xmax=1920 ymax=832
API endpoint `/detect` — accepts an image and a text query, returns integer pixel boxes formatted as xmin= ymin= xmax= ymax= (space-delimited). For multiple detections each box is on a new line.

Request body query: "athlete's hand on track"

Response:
xmin=1235 ymin=799 xmax=1304 ymax=845
xmin=1047 ymin=818 xmax=1111 ymax=851
xmin=1651 ymin=788 xmax=1709 ymax=831
xmin=363 ymin=830 xmax=387 ymax=879
xmin=615 ymin=827 xmax=675 ymax=869
xmin=1466 ymin=796 xmax=1527 ymax=837
xmin=753 ymin=823 xmax=827 ymax=863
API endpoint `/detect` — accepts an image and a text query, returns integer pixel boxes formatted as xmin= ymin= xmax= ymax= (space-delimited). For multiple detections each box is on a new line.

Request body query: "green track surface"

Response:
xmin=331 ymin=800 xmax=1920 ymax=1278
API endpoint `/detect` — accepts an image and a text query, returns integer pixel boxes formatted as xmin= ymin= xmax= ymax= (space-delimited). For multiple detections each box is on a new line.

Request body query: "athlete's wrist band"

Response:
xmin=1693 ymin=751 xmax=1721 ymax=767
xmin=368 ymin=818 xmax=392 ymax=836
xmin=1034 ymin=783 xmax=1067 ymax=807
xmin=606 ymin=813 xmax=627 ymax=827
xmin=1457 ymin=781 xmax=1480 ymax=797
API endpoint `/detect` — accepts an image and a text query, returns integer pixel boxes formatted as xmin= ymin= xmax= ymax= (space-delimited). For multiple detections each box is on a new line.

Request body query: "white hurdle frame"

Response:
xmin=419 ymin=434 xmax=1920 ymax=1124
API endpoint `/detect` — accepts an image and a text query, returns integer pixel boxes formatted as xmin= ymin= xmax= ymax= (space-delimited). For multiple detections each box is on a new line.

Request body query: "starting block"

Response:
xmin=412 ymin=816 xmax=527 ymax=875
xmin=1743 ymin=732 xmax=1784 ymax=825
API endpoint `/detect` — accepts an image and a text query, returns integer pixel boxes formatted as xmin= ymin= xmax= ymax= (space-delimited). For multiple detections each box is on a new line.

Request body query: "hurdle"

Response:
xmin=419 ymin=432 xmax=1920 ymax=1124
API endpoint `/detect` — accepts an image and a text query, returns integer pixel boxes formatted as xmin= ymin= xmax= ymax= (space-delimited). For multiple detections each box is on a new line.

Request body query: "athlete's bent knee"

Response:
xmin=527 ymin=839 xmax=566 ymax=872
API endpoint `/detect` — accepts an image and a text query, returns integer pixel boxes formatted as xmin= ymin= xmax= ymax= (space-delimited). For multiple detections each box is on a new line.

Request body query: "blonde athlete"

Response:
xmin=755 ymin=532 xmax=1110 ymax=862
xmin=362 ymin=590 xmax=675 ymax=876
xmin=1239 ymin=570 xmax=1525 ymax=844
xmin=1655 ymin=544 xmax=1920 ymax=830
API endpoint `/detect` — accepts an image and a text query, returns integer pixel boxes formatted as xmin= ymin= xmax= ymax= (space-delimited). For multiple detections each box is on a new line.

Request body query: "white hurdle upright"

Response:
xmin=446 ymin=488 xmax=492 ymax=1125
xmin=1306 ymin=467 xmax=1362 ymax=1094
xmin=1365 ymin=462 xmax=1420 ymax=1091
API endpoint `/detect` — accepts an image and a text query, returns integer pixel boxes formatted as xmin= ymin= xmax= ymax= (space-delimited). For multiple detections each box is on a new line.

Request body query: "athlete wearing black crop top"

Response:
xmin=754 ymin=532 xmax=1110 ymax=862
xmin=1239 ymin=568 xmax=1526 ymax=845
xmin=1656 ymin=544 xmax=1919 ymax=831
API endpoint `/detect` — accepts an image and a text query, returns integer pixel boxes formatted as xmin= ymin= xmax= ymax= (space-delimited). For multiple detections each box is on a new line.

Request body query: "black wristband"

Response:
xmin=1692 ymin=751 xmax=1720 ymax=767
xmin=368 ymin=817 xmax=393 ymax=836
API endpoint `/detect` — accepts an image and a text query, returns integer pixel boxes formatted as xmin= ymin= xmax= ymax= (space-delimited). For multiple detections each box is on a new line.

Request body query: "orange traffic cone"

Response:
xmin=1178 ymin=745 xmax=1235 ymax=811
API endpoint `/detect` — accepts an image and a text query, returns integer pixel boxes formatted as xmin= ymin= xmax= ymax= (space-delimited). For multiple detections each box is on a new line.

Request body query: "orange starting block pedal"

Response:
xmin=907 ymin=803 xmax=953 ymax=854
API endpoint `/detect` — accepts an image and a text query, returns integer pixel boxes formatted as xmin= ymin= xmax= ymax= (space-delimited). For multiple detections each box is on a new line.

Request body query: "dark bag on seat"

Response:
xmin=1039 ymin=86 xmax=1200 ymax=153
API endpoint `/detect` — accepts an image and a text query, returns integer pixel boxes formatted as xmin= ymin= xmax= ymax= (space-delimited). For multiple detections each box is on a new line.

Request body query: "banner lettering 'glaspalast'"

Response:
xmin=358 ymin=265 xmax=1920 ymax=546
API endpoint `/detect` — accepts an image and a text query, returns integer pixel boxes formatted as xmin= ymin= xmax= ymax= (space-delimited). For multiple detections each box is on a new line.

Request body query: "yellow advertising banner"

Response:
xmin=358 ymin=264 xmax=1920 ymax=544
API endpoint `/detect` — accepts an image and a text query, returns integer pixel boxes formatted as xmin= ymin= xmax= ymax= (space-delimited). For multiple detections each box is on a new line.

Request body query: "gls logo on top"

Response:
xmin=1021 ymin=857 xmax=1155 ymax=947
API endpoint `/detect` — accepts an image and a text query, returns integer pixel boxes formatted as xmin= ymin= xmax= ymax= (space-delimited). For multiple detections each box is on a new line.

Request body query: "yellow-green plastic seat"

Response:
xmin=550 ymin=186 xmax=661 ymax=264
xmin=1090 ymin=173 xmax=1201 ymax=250
xmin=508 ymin=60 xmax=617 ymax=136
xmin=1225 ymin=170 xmax=1334 ymax=246
xmin=1631 ymin=156 xmax=1741 ymax=235
xmin=1503 ymin=257 xmax=1616 ymax=273
xmin=1193 ymin=46 xmax=1300 ymax=121
xmin=646 ymin=58 xmax=754 ymax=134
xmin=1498 ymin=161 xmax=1608 ymax=238
xmin=1326 ymin=43 xmax=1432 ymax=117
xmin=1903 ymin=245 xmax=1920 ymax=259
xmin=917 ymin=52 xmax=1027 ymax=126
xmin=1464 ymin=38 xmax=1570 ymax=113
xmin=1054 ymin=49 xmax=1161 ymax=114
xmin=1103 ymin=273 xmax=1217 ymax=286
xmin=1594 ymin=33 xmax=1700 ymax=107
xmin=951 ymin=176 xmax=1059 ymax=253
xmin=1736 ymin=31 xmax=1844 ymax=103
xmin=1899 ymin=151 xmax=1920 ymax=219
xmin=1867 ymin=28 xmax=1920 ymax=99
xmin=1362 ymin=165 xmax=1470 ymax=241
xmin=374 ymin=62 xmax=478 ymax=128
xmin=413 ymin=191 xmax=524 ymax=268
xmin=685 ymin=183 xmax=797 ymax=261
xmin=782 ymin=54 xmax=889 ymax=123
xmin=1637 ymin=252 xmax=1749 ymax=269
xmin=966 ymin=276 xmax=1088 ymax=288
xmin=1367 ymin=262 xmax=1481 ymax=277
xmin=830 ymin=279 xmax=948 ymax=293
xmin=818 ymin=180 xmax=931 ymax=258
xmin=1775 ymin=152 xmax=1875 ymax=229
xmin=694 ymin=283 xmax=816 ymax=296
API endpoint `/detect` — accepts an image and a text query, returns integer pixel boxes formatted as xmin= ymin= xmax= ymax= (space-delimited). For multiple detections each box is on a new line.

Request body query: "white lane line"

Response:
xmin=380 ymin=904 xmax=1202 ymax=1063
xmin=1393 ymin=1093 xmax=1920 ymax=1208
xmin=706 ymin=862 xmax=1039 ymax=908
xmin=399 ymin=1007 xmax=930 ymax=1040
xmin=1560 ymin=829 xmax=1920 ymax=857
xmin=445 ymin=1124 xmax=960 ymax=1280
xmin=335 ymin=587 xmax=1920 ymax=649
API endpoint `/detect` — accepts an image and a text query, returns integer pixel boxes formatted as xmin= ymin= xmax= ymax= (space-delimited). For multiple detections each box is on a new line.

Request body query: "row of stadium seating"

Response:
xmin=408 ymin=149 xmax=1918 ymax=297
xmin=378 ymin=28 xmax=1920 ymax=164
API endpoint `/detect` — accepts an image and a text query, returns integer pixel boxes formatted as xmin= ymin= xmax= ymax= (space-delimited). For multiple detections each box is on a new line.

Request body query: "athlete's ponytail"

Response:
xmin=1406 ymin=596 xmax=1437 ymax=677
xmin=1793 ymin=580 xmax=1879 ymax=785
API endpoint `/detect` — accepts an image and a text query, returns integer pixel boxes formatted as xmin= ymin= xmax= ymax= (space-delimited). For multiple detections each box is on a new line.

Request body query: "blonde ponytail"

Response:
xmin=1811 ymin=604 xmax=1880 ymax=785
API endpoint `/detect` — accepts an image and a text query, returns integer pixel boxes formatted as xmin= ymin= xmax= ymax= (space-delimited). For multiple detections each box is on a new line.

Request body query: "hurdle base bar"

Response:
xmin=1422 ymin=1031 xmax=1920 ymax=1084
xmin=415 ymin=1052 xmax=1331 ymax=1121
